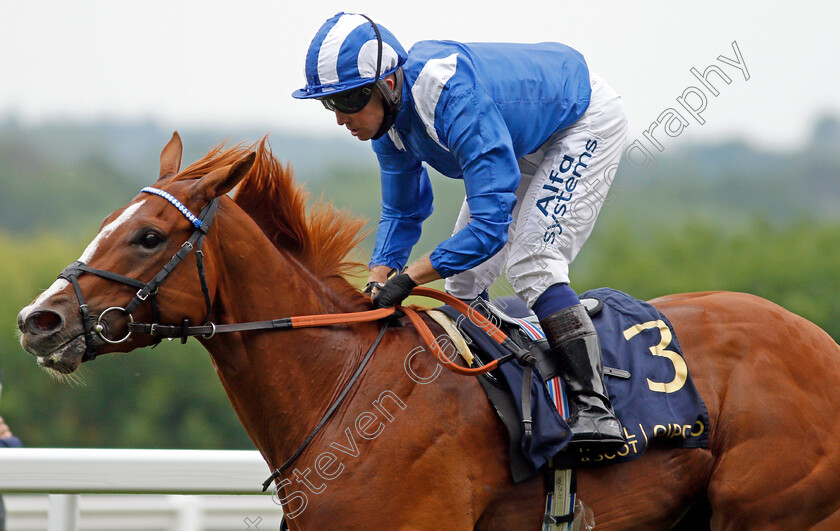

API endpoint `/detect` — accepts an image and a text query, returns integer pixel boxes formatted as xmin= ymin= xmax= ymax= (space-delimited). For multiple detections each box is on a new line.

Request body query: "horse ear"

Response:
xmin=190 ymin=152 xmax=256 ymax=201
xmin=158 ymin=132 xmax=183 ymax=180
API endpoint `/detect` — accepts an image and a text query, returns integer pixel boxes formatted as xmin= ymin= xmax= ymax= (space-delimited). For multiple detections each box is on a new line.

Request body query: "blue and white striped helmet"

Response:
xmin=292 ymin=12 xmax=407 ymax=99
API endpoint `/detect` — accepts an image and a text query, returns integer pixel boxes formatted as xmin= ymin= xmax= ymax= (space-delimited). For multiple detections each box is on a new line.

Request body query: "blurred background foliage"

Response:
xmin=1 ymin=114 xmax=839 ymax=449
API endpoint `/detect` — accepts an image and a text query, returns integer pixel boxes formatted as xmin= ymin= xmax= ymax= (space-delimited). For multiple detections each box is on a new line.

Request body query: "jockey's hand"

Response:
xmin=363 ymin=281 xmax=385 ymax=297
xmin=364 ymin=265 xmax=392 ymax=297
xmin=372 ymin=273 xmax=418 ymax=309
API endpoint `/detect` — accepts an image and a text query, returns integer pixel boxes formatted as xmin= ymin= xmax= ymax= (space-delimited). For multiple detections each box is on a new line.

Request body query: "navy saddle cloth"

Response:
xmin=439 ymin=287 xmax=709 ymax=481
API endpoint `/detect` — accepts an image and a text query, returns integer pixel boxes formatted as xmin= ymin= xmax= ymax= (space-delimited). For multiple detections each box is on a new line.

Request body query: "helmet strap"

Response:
xmin=372 ymin=67 xmax=404 ymax=140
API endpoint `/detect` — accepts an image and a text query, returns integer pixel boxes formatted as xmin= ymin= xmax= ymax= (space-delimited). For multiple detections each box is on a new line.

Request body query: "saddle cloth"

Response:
xmin=438 ymin=287 xmax=710 ymax=481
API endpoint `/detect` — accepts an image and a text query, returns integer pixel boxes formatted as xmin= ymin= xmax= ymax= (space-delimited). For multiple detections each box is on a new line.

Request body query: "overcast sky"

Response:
xmin=2 ymin=1 xmax=838 ymax=151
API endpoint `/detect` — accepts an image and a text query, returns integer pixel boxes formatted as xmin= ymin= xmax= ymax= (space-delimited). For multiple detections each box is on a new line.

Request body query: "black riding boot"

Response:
xmin=538 ymin=304 xmax=625 ymax=453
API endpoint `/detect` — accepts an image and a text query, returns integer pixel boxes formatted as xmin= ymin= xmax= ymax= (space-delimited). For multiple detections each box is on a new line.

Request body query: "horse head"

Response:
xmin=17 ymin=132 xmax=255 ymax=373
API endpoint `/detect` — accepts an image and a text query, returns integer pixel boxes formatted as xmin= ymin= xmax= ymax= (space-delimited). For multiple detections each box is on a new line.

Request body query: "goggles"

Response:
xmin=318 ymin=84 xmax=375 ymax=114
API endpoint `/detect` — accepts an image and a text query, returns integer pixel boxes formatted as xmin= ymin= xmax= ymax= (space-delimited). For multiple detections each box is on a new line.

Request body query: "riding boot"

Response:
xmin=538 ymin=304 xmax=626 ymax=453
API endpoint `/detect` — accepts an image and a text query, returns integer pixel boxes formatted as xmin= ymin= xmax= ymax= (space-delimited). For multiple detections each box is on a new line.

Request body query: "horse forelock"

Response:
xmin=175 ymin=137 xmax=370 ymax=306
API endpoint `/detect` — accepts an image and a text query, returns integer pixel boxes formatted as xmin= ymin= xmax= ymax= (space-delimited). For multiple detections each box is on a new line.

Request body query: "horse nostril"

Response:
xmin=24 ymin=310 xmax=64 ymax=334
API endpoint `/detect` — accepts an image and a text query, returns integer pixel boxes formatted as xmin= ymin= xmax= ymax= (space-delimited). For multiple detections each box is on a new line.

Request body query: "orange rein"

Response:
xmin=288 ymin=287 xmax=512 ymax=376
xmin=401 ymin=288 xmax=508 ymax=376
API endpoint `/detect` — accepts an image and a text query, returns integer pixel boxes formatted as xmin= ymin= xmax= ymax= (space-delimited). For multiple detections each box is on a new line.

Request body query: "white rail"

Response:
xmin=0 ymin=448 xmax=285 ymax=531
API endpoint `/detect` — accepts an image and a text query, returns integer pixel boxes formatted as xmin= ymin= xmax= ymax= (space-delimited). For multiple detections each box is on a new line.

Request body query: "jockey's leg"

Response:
xmin=533 ymin=284 xmax=624 ymax=451
xmin=504 ymin=73 xmax=629 ymax=452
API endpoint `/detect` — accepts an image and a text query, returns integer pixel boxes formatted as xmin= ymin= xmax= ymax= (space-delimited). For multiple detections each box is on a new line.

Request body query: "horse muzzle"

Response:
xmin=18 ymin=302 xmax=93 ymax=373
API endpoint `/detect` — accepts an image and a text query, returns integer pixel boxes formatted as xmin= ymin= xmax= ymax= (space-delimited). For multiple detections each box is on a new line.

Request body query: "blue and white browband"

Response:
xmin=140 ymin=187 xmax=204 ymax=229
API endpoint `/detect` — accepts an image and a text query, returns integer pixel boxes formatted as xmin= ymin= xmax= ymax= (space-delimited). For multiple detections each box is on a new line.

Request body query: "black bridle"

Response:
xmin=56 ymin=186 xmax=391 ymax=489
xmin=58 ymin=188 xmax=220 ymax=360
xmin=50 ymin=182 xmax=533 ymax=500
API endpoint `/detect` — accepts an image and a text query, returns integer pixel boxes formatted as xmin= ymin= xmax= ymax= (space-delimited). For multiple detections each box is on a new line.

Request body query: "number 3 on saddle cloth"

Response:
xmin=437 ymin=287 xmax=710 ymax=482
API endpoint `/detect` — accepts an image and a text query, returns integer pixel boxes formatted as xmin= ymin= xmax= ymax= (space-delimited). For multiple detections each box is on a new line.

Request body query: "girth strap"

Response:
xmin=521 ymin=364 xmax=534 ymax=450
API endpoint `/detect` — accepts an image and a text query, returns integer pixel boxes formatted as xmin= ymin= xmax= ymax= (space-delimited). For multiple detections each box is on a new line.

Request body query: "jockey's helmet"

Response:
xmin=292 ymin=12 xmax=407 ymax=101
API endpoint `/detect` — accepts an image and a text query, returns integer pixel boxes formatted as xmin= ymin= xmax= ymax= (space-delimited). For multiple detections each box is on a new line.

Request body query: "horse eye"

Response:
xmin=140 ymin=232 xmax=163 ymax=249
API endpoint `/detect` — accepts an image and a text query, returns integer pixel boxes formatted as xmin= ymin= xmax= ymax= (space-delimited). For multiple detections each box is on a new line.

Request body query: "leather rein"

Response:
xmin=56 ymin=188 xmax=533 ymax=488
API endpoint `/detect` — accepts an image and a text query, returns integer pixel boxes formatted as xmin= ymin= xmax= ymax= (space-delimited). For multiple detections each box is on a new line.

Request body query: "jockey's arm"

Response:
xmin=367 ymin=265 xmax=391 ymax=285
xmin=403 ymin=254 xmax=441 ymax=285
xmin=367 ymin=254 xmax=441 ymax=287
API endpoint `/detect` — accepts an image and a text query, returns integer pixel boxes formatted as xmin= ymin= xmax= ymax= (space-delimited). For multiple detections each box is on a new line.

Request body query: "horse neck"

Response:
xmin=200 ymin=203 xmax=377 ymax=467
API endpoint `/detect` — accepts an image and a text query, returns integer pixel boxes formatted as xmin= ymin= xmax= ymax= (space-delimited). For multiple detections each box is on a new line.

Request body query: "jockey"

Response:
xmin=293 ymin=12 xmax=629 ymax=453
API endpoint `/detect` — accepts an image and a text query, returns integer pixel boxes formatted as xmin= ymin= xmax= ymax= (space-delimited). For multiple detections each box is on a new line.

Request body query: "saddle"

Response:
xmin=434 ymin=289 xmax=709 ymax=480
xmin=433 ymin=296 xmax=621 ymax=481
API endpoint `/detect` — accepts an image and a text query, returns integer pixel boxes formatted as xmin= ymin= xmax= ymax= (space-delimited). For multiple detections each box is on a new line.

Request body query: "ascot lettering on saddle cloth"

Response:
xmin=537 ymin=139 xmax=598 ymax=244
xmin=440 ymin=288 xmax=710 ymax=470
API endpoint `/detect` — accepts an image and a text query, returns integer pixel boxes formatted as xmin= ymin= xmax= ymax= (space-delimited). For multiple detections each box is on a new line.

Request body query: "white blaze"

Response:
xmin=29 ymin=201 xmax=146 ymax=308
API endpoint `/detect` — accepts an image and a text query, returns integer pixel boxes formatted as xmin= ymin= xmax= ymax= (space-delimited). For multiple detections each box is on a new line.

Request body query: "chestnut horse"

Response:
xmin=18 ymin=134 xmax=840 ymax=529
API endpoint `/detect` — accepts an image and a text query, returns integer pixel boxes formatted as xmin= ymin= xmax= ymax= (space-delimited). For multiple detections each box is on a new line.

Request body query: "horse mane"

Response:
xmin=177 ymin=138 xmax=370 ymax=307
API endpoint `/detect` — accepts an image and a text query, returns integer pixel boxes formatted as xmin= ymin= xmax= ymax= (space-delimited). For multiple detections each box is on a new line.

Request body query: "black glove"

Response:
xmin=372 ymin=273 xmax=418 ymax=309
xmin=363 ymin=281 xmax=385 ymax=296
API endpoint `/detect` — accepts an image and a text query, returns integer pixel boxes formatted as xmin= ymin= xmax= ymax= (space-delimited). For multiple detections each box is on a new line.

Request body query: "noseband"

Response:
xmin=54 ymin=186 xmax=535 ymax=493
xmin=58 ymin=188 xmax=220 ymax=361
